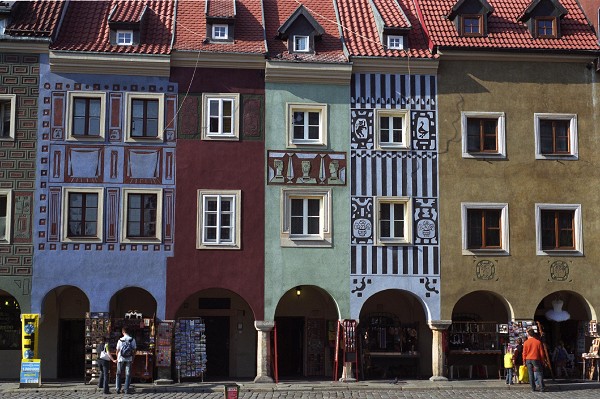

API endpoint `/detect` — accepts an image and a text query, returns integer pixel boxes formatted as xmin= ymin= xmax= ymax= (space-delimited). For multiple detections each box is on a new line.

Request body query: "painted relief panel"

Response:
xmin=267 ymin=151 xmax=346 ymax=186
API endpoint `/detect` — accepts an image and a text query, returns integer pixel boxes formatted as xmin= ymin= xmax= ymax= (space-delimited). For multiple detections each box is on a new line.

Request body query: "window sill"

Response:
xmin=462 ymin=249 xmax=510 ymax=256
xmin=536 ymin=249 xmax=582 ymax=257
xmin=66 ymin=135 xmax=104 ymax=141
xmin=125 ymin=136 xmax=163 ymax=143
xmin=197 ymin=243 xmax=240 ymax=250
xmin=535 ymin=154 xmax=578 ymax=161
xmin=63 ymin=237 xmax=103 ymax=243
xmin=375 ymin=240 xmax=412 ymax=246
xmin=377 ymin=145 xmax=410 ymax=152
xmin=281 ymin=236 xmax=332 ymax=248
xmin=287 ymin=141 xmax=326 ymax=149
xmin=462 ymin=152 xmax=506 ymax=159
xmin=201 ymin=134 xmax=240 ymax=142
xmin=121 ymin=238 xmax=162 ymax=244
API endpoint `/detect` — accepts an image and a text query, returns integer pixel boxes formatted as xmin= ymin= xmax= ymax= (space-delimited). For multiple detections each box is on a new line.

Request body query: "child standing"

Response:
xmin=504 ymin=346 xmax=515 ymax=385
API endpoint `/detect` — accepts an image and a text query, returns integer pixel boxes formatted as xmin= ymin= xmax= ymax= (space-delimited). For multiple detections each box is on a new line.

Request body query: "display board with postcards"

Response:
xmin=84 ymin=312 xmax=111 ymax=383
xmin=507 ymin=320 xmax=535 ymax=350
xmin=156 ymin=321 xmax=174 ymax=367
xmin=174 ymin=318 xmax=207 ymax=381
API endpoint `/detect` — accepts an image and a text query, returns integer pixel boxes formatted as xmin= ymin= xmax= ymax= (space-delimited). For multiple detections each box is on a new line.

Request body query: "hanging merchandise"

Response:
xmin=84 ymin=312 xmax=111 ymax=383
xmin=174 ymin=318 xmax=207 ymax=381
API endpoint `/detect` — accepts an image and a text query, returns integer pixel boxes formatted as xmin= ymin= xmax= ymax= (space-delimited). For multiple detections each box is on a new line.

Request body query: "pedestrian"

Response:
xmin=97 ymin=339 xmax=116 ymax=394
xmin=504 ymin=346 xmax=514 ymax=384
xmin=116 ymin=327 xmax=136 ymax=394
xmin=523 ymin=327 xmax=546 ymax=392
xmin=552 ymin=341 xmax=569 ymax=378
xmin=513 ymin=337 xmax=524 ymax=383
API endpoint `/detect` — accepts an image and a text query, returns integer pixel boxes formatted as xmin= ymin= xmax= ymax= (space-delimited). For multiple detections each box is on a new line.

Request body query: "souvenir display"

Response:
xmin=84 ymin=312 xmax=111 ymax=383
xmin=156 ymin=321 xmax=174 ymax=367
xmin=110 ymin=317 xmax=156 ymax=383
xmin=174 ymin=318 xmax=207 ymax=380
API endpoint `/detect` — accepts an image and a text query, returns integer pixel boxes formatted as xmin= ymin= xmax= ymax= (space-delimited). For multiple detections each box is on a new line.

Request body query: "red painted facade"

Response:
xmin=166 ymin=67 xmax=265 ymax=320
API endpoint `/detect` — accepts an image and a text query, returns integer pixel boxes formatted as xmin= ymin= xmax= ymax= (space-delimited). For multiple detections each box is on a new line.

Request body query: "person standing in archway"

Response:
xmin=513 ymin=337 xmax=524 ymax=383
xmin=116 ymin=327 xmax=136 ymax=394
xmin=523 ymin=328 xmax=546 ymax=392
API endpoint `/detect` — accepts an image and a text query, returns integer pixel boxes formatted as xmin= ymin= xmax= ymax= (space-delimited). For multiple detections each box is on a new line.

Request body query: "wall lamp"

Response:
xmin=296 ymin=286 xmax=302 ymax=298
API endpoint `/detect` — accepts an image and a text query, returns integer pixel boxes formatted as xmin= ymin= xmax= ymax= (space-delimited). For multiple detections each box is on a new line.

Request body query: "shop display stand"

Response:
xmin=84 ymin=312 xmax=111 ymax=384
xmin=333 ymin=320 xmax=358 ymax=382
xmin=110 ymin=317 xmax=156 ymax=383
xmin=174 ymin=318 xmax=206 ymax=382
xmin=155 ymin=321 xmax=174 ymax=384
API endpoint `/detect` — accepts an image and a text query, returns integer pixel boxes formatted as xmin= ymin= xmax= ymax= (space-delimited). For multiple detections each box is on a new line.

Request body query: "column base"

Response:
xmin=429 ymin=376 xmax=448 ymax=382
xmin=254 ymin=375 xmax=274 ymax=383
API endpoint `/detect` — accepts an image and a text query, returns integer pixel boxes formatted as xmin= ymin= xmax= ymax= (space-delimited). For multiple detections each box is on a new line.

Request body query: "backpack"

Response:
xmin=120 ymin=338 xmax=134 ymax=357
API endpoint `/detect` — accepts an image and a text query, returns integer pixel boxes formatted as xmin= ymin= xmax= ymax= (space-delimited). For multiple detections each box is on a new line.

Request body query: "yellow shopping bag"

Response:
xmin=518 ymin=365 xmax=529 ymax=383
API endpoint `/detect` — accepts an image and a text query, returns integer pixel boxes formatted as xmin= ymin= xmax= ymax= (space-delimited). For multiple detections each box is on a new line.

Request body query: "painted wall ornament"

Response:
xmin=420 ymin=277 xmax=439 ymax=297
xmin=351 ymin=109 xmax=373 ymax=150
xmin=267 ymin=151 xmax=346 ymax=185
xmin=351 ymin=197 xmax=373 ymax=244
xmin=414 ymin=198 xmax=438 ymax=245
xmin=411 ymin=110 xmax=436 ymax=150
xmin=549 ymin=260 xmax=571 ymax=282
xmin=475 ymin=260 xmax=496 ymax=280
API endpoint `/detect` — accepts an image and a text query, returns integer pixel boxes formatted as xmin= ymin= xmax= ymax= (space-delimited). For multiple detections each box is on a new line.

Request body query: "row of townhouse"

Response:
xmin=0 ymin=0 xmax=598 ymax=383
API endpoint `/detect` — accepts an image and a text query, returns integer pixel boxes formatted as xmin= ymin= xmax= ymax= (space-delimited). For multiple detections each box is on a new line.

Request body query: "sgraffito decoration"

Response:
xmin=267 ymin=151 xmax=346 ymax=185
xmin=549 ymin=260 xmax=571 ymax=282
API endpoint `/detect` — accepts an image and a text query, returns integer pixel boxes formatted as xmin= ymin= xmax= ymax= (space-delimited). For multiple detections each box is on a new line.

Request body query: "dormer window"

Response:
xmin=293 ymin=35 xmax=309 ymax=52
xmin=212 ymin=24 xmax=228 ymax=40
xmin=461 ymin=15 xmax=483 ymax=36
xmin=535 ymin=17 xmax=557 ymax=38
xmin=387 ymin=35 xmax=404 ymax=50
xmin=117 ymin=30 xmax=133 ymax=45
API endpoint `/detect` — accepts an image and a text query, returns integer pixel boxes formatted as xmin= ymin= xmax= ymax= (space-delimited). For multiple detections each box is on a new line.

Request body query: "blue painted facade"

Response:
xmin=32 ymin=55 xmax=177 ymax=319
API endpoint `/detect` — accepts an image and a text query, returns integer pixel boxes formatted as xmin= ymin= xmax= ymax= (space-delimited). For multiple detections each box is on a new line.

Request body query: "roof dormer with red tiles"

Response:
xmin=276 ymin=5 xmax=325 ymax=55
xmin=107 ymin=2 xmax=148 ymax=46
xmin=446 ymin=0 xmax=494 ymax=37
xmin=370 ymin=0 xmax=413 ymax=50
xmin=206 ymin=0 xmax=236 ymax=43
xmin=517 ymin=0 xmax=567 ymax=39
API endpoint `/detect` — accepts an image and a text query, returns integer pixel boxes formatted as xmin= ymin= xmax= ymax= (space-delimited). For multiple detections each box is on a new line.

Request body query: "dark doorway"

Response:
xmin=57 ymin=319 xmax=85 ymax=379
xmin=204 ymin=316 xmax=230 ymax=378
xmin=275 ymin=316 xmax=304 ymax=377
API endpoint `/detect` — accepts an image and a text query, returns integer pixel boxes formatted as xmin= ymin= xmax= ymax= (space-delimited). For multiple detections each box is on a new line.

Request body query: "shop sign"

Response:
xmin=20 ymin=359 xmax=41 ymax=386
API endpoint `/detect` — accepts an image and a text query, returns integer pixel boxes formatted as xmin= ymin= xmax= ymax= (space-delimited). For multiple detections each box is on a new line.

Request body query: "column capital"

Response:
xmin=254 ymin=320 xmax=275 ymax=332
xmin=428 ymin=320 xmax=452 ymax=331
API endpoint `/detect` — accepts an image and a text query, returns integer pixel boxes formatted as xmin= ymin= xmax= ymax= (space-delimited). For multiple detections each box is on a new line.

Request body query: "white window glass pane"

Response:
xmin=221 ymin=198 xmax=232 ymax=212
xmin=220 ymin=227 xmax=231 ymax=241
xmin=223 ymin=100 xmax=232 ymax=117
xmin=147 ymin=101 xmax=158 ymax=118
xmin=307 ymin=199 xmax=320 ymax=216
xmin=146 ymin=120 xmax=158 ymax=137
xmin=209 ymin=100 xmax=219 ymax=117
xmin=68 ymin=222 xmax=81 ymax=237
xmin=85 ymin=222 xmax=97 ymax=236
xmin=85 ymin=208 xmax=97 ymax=222
xmin=222 ymin=117 xmax=232 ymax=134
xmin=89 ymin=117 xmax=100 ymax=135
xmin=89 ymin=99 xmax=101 ymax=117
xmin=206 ymin=213 xmax=217 ymax=227
xmin=73 ymin=118 xmax=86 ymax=135
xmin=291 ymin=216 xmax=303 ymax=234
xmin=205 ymin=227 xmax=217 ymax=241
xmin=128 ymin=209 xmax=141 ymax=222
xmin=307 ymin=216 xmax=319 ymax=234
xmin=206 ymin=198 xmax=218 ymax=211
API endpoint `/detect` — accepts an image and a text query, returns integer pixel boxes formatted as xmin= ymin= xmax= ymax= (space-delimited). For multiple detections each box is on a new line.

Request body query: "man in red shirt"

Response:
xmin=523 ymin=328 xmax=546 ymax=392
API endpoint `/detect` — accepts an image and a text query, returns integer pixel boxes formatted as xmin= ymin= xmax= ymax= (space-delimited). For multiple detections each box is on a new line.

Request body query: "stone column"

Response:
xmin=429 ymin=320 xmax=452 ymax=381
xmin=254 ymin=321 xmax=275 ymax=383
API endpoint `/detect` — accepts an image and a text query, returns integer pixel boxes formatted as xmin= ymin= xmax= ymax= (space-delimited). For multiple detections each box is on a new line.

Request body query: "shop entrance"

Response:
xmin=40 ymin=285 xmax=89 ymax=380
xmin=358 ymin=289 xmax=430 ymax=380
xmin=174 ymin=288 xmax=256 ymax=379
xmin=274 ymin=285 xmax=338 ymax=379
xmin=448 ymin=291 xmax=510 ymax=379
xmin=0 ymin=291 xmax=21 ymax=379
xmin=535 ymin=290 xmax=594 ymax=379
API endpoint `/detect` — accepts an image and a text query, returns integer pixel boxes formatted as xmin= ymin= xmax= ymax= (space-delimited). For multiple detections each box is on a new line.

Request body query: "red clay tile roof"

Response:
xmin=207 ymin=0 xmax=235 ymax=18
xmin=264 ymin=0 xmax=346 ymax=63
xmin=336 ymin=0 xmax=435 ymax=58
xmin=417 ymin=0 xmax=600 ymax=52
xmin=4 ymin=0 xmax=65 ymax=38
xmin=372 ymin=0 xmax=411 ymax=29
xmin=51 ymin=0 xmax=174 ymax=55
xmin=175 ymin=0 xmax=265 ymax=54
xmin=108 ymin=2 xmax=147 ymax=23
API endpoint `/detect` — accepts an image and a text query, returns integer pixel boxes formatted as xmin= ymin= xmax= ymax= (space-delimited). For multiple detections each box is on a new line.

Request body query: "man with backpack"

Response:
xmin=116 ymin=327 xmax=136 ymax=394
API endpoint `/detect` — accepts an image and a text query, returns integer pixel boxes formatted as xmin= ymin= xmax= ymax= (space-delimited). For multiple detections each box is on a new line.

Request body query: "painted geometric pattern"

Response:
xmin=351 ymin=245 xmax=439 ymax=276
xmin=351 ymin=73 xmax=436 ymax=111
xmin=267 ymin=151 xmax=346 ymax=185
xmin=0 ymin=53 xmax=39 ymax=275
xmin=37 ymin=78 xmax=176 ymax=252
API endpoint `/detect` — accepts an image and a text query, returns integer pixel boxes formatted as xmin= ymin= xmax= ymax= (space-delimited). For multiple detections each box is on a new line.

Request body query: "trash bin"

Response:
xmin=224 ymin=384 xmax=240 ymax=399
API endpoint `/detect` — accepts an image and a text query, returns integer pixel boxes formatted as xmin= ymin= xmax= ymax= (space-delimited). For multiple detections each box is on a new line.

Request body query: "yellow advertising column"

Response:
xmin=20 ymin=314 xmax=41 ymax=387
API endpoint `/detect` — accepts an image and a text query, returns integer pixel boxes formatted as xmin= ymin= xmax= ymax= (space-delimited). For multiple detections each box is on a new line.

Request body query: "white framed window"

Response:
xmin=117 ymin=30 xmax=134 ymax=45
xmin=387 ymin=35 xmax=404 ymax=50
xmin=375 ymin=197 xmax=412 ymax=245
xmin=534 ymin=113 xmax=578 ymax=160
xmin=287 ymin=103 xmax=327 ymax=147
xmin=197 ymin=190 xmax=241 ymax=249
xmin=461 ymin=202 xmax=509 ymax=256
xmin=535 ymin=203 xmax=582 ymax=256
xmin=61 ymin=187 xmax=104 ymax=243
xmin=461 ymin=111 xmax=506 ymax=158
xmin=0 ymin=189 xmax=12 ymax=244
xmin=0 ymin=94 xmax=16 ymax=140
xmin=375 ymin=109 xmax=410 ymax=150
xmin=293 ymin=35 xmax=309 ymax=52
xmin=66 ymin=92 xmax=106 ymax=140
xmin=212 ymin=24 xmax=228 ymax=40
xmin=124 ymin=93 xmax=164 ymax=142
xmin=120 ymin=188 xmax=163 ymax=244
xmin=201 ymin=93 xmax=240 ymax=141
xmin=281 ymin=188 xmax=332 ymax=247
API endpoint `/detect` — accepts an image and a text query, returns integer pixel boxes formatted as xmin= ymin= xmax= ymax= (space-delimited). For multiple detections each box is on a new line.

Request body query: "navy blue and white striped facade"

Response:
xmin=350 ymin=73 xmax=440 ymax=321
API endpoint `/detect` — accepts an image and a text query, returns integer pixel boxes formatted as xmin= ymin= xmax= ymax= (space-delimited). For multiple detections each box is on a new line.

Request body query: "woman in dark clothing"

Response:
xmin=513 ymin=338 xmax=524 ymax=383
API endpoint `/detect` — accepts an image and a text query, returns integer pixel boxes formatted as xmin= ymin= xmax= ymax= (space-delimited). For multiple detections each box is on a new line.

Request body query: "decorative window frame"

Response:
xmin=212 ymin=24 xmax=229 ymax=40
xmin=61 ymin=187 xmax=104 ymax=243
xmin=117 ymin=30 xmax=134 ymax=45
xmin=374 ymin=109 xmax=410 ymax=150
xmin=535 ymin=203 xmax=582 ymax=256
xmin=120 ymin=188 xmax=163 ymax=244
xmin=387 ymin=35 xmax=404 ymax=50
xmin=0 ymin=189 xmax=12 ymax=244
xmin=287 ymin=103 xmax=328 ymax=148
xmin=196 ymin=189 xmax=241 ymax=250
xmin=293 ymin=35 xmax=309 ymax=52
xmin=461 ymin=111 xmax=506 ymax=158
xmin=534 ymin=113 xmax=578 ymax=160
xmin=201 ymin=93 xmax=240 ymax=141
xmin=280 ymin=188 xmax=332 ymax=247
xmin=124 ymin=92 xmax=165 ymax=142
xmin=66 ymin=91 xmax=106 ymax=141
xmin=0 ymin=94 xmax=16 ymax=141
xmin=374 ymin=196 xmax=412 ymax=246
xmin=461 ymin=202 xmax=510 ymax=256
